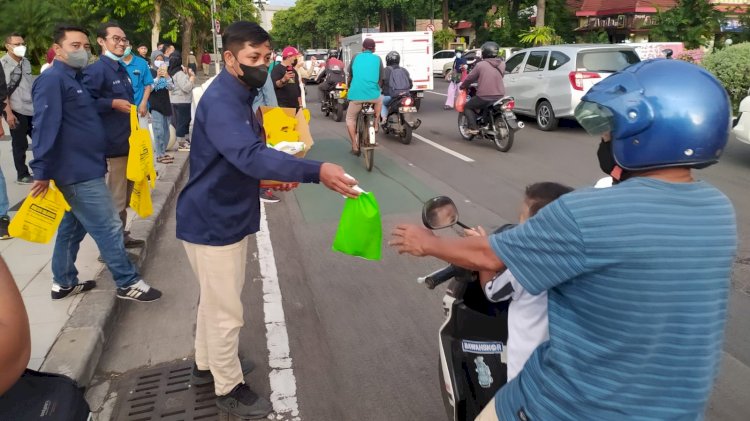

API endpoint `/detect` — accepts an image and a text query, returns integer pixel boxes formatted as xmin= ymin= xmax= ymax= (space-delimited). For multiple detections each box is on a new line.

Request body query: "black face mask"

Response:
xmin=236 ymin=61 xmax=268 ymax=89
xmin=597 ymin=140 xmax=617 ymax=176
xmin=292 ymin=59 xmax=298 ymax=67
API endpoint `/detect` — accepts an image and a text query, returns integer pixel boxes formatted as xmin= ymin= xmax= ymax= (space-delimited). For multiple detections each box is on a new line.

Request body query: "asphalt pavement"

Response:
xmin=86 ymin=79 xmax=750 ymax=421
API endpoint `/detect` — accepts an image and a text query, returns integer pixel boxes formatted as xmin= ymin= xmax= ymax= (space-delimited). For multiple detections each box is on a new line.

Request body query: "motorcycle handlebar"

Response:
xmin=417 ymin=265 xmax=456 ymax=289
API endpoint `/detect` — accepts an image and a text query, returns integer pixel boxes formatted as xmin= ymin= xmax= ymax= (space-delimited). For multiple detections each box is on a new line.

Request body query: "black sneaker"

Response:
xmin=116 ymin=280 xmax=162 ymax=302
xmin=215 ymin=383 xmax=273 ymax=419
xmin=191 ymin=359 xmax=256 ymax=386
xmin=124 ymin=236 xmax=145 ymax=248
xmin=51 ymin=281 xmax=97 ymax=300
xmin=260 ymin=188 xmax=281 ymax=203
xmin=16 ymin=175 xmax=33 ymax=185
xmin=0 ymin=216 xmax=11 ymax=240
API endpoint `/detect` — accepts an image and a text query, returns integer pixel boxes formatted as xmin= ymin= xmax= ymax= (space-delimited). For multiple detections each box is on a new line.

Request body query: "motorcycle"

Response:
xmin=458 ymin=84 xmax=524 ymax=152
xmin=418 ymin=196 xmax=510 ymax=421
xmin=382 ymin=92 xmax=422 ymax=144
xmin=321 ymin=82 xmax=348 ymax=122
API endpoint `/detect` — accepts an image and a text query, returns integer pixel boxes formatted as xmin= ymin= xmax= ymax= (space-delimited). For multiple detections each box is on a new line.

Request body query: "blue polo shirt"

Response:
xmin=30 ymin=61 xmax=107 ymax=186
xmin=490 ymin=178 xmax=737 ymax=420
xmin=123 ymin=54 xmax=154 ymax=108
xmin=176 ymin=70 xmax=323 ymax=246
xmin=347 ymin=51 xmax=383 ymax=101
xmin=82 ymin=56 xmax=134 ymax=158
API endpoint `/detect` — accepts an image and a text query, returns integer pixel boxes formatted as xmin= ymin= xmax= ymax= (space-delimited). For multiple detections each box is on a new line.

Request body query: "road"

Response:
xmin=88 ymin=79 xmax=750 ymax=421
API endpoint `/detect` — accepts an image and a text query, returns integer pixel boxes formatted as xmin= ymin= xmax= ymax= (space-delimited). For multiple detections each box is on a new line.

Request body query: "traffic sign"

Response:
xmin=426 ymin=23 xmax=435 ymax=32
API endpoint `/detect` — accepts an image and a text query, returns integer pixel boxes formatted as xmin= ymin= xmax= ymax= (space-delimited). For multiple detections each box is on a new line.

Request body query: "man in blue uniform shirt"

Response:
xmin=83 ymin=22 xmax=144 ymax=248
xmin=122 ymin=41 xmax=154 ymax=118
xmin=176 ymin=21 xmax=359 ymax=419
xmin=30 ymin=25 xmax=161 ymax=303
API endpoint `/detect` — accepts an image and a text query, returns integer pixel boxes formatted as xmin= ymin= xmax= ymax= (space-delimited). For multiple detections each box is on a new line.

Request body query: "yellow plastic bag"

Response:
xmin=8 ymin=181 xmax=71 ymax=244
xmin=126 ymin=106 xmax=156 ymax=187
xmin=129 ymin=177 xmax=153 ymax=218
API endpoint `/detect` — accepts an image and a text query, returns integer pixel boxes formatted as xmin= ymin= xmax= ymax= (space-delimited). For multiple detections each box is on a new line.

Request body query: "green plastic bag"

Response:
xmin=332 ymin=192 xmax=382 ymax=260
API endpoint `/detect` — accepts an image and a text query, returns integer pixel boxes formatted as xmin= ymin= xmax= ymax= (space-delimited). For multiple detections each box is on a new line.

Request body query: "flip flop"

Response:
xmin=350 ymin=149 xmax=361 ymax=156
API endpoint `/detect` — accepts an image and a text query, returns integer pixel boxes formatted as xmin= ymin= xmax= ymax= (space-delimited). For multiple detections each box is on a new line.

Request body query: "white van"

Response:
xmin=341 ymin=31 xmax=434 ymax=108
xmin=503 ymin=44 xmax=640 ymax=131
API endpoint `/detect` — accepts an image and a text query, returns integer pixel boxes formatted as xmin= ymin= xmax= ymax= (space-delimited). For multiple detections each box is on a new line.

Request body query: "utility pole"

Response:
xmin=431 ymin=0 xmax=434 ymax=24
xmin=210 ymin=0 xmax=220 ymax=74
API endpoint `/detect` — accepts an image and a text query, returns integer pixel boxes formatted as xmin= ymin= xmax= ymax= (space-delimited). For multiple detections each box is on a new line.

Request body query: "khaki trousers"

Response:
xmin=105 ymin=156 xmax=133 ymax=231
xmin=183 ymin=237 xmax=249 ymax=395
xmin=475 ymin=398 xmax=501 ymax=421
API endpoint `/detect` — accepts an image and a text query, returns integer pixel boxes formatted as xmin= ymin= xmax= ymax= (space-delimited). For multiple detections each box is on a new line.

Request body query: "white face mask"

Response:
xmin=456 ymin=52 xmax=462 ymax=58
xmin=154 ymin=60 xmax=165 ymax=68
xmin=12 ymin=45 xmax=26 ymax=57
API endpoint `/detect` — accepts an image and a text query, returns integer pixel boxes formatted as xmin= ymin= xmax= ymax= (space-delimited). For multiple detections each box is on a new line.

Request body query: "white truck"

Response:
xmin=340 ymin=31 xmax=434 ymax=109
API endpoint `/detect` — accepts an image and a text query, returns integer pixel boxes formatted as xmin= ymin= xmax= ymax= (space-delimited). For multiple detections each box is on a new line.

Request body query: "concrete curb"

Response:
xmin=40 ymin=153 xmax=189 ymax=387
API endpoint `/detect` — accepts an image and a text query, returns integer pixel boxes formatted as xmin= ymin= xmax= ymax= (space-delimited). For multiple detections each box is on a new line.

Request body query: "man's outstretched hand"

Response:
xmin=389 ymin=224 xmax=436 ymax=257
xmin=320 ymin=163 xmax=359 ymax=198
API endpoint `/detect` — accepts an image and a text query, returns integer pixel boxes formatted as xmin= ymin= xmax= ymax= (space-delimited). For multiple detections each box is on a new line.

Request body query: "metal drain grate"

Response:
xmin=113 ymin=360 xmax=220 ymax=421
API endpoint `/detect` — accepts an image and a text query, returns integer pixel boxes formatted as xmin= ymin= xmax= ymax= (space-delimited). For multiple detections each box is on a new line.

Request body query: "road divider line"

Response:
xmin=427 ymin=90 xmax=448 ymax=97
xmin=258 ymin=204 xmax=301 ymax=420
xmin=413 ymin=133 xmax=475 ymax=162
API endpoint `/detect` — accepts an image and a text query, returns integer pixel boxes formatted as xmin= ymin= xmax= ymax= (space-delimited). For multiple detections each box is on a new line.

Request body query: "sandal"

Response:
xmin=157 ymin=156 xmax=174 ymax=164
xmin=350 ymin=149 xmax=361 ymax=156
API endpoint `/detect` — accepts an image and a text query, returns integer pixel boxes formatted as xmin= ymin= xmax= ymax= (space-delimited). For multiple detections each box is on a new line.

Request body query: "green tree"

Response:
xmin=519 ymin=25 xmax=560 ymax=46
xmin=650 ymin=0 xmax=725 ymax=49
xmin=701 ymin=42 xmax=750 ymax=113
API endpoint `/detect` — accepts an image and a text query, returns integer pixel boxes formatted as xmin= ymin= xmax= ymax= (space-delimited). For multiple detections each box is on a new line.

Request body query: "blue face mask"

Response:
xmin=104 ymin=49 xmax=123 ymax=61
xmin=123 ymin=46 xmax=132 ymax=57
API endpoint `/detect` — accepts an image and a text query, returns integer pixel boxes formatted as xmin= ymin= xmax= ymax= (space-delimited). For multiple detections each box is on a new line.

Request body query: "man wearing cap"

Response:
xmin=346 ymin=38 xmax=383 ymax=155
xmin=271 ymin=46 xmax=302 ymax=111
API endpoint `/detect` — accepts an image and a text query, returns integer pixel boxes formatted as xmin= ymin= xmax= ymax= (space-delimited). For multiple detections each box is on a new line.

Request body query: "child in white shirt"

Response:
xmin=467 ymin=182 xmax=573 ymax=381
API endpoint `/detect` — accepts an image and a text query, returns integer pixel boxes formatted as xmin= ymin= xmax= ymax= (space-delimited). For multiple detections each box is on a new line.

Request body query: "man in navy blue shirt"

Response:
xmin=176 ymin=21 xmax=359 ymax=419
xmin=83 ymin=22 xmax=144 ymax=249
xmin=30 ymin=25 xmax=161 ymax=303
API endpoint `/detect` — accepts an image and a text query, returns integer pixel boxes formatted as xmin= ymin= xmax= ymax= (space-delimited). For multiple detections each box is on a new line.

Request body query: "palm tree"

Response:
xmin=536 ymin=0 xmax=546 ymax=28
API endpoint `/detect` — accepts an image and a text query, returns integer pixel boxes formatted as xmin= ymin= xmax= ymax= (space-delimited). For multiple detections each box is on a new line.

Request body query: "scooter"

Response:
xmin=458 ymin=84 xmax=524 ymax=152
xmin=321 ymin=82 xmax=348 ymax=122
xmin=382 ymin=92 xmax=422 ymax=144
xmin=418 ymin=196 xmax=510 ymax=421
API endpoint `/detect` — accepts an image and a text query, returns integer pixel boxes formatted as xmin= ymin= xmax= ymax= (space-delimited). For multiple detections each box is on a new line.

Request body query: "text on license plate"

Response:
xmin=400 ymin=107 xmax=417 ymax=113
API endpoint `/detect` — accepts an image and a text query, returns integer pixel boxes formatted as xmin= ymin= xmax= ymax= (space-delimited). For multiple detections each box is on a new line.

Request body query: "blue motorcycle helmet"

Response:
xmin=574 ymin=59 xmax=731 ymax=170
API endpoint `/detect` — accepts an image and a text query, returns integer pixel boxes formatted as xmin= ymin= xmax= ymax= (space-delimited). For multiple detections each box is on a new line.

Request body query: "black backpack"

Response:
xmin=387 ymin=67 xmax=411 ymax=97
xmin=0 ymin=369 xmax=90 ymax=420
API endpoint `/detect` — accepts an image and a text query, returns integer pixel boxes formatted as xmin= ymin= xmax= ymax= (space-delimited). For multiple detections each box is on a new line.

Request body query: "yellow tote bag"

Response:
xmin=126 ymin=106 xmax=157 ymax=187
xmin=8 ymin=181 xmax=71 ymax=244
xmin=129 ymin=177 xmax=153 ymax=218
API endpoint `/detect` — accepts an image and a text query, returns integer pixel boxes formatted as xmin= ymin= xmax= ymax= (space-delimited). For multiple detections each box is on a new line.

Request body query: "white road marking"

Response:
xmin=257 ymin=204 xmax=301 ymax=419
xmin=427 ymin=90 xmax=448 ymax=97
xmin=413 ymin=133 xmax=475 ymax=162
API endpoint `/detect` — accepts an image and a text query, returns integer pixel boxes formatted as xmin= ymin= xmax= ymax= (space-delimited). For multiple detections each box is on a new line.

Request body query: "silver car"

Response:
xmin=503 ymin=45 xmax=640 ymax=131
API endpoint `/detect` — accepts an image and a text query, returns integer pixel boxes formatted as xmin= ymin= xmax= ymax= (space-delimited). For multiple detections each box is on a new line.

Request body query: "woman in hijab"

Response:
xmin=168 ymin=51 xmax=195 ymax=151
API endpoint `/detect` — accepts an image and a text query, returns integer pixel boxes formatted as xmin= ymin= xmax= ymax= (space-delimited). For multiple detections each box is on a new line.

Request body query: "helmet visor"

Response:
xmin=574 ymin=101 xmax=614 ymax=136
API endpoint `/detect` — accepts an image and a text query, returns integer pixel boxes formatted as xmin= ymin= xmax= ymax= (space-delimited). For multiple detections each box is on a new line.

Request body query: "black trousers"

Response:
xmin=463 ymin=97 xmax=496 ymax=130
xmin=8 ymin=111 xmax=32 ymax=179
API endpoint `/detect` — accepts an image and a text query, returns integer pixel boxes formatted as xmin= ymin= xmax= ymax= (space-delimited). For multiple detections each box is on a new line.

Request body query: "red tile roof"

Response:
xmin=577 ymin=0 xmax=677 ymax=16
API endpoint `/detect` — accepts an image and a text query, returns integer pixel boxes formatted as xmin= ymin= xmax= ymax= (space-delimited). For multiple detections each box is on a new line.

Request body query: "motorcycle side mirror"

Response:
xmin=422 ymin=196 xmax=469 ymax=230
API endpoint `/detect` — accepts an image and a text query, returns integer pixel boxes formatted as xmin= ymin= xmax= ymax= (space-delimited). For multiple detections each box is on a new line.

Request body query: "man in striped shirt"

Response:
xmin=391 ymin=60 xmax=737 ymax=420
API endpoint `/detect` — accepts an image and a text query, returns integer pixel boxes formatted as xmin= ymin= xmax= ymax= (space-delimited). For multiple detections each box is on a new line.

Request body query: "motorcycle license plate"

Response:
xmin=400 ymin=107 xmax=417 ymax=113
xmin=416 ymin=92 xmax=424 ymax=98
xmin=337 ymin=99 xmax=346 ymax=104
xmin=504 ymin=111 xmax=516 ymax=119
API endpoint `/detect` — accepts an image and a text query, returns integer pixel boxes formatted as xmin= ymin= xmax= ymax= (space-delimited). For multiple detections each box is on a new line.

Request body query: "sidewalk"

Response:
xmin=0 ymin=122 xmax=187 ymax=374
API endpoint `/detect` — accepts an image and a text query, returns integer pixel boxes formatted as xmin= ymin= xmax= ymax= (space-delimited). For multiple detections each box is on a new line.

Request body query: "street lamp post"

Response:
xmin=210 ymin=0 xmax=220 ymax=74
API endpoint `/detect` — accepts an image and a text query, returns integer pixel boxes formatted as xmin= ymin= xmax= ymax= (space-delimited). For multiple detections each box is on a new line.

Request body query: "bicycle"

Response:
xmin=355 ymin=102 xmax=377 ymax=171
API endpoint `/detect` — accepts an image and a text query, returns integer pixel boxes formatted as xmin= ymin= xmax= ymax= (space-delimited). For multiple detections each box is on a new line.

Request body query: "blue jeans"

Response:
xmin=381 ymin=95 xmax=392 ymax=120
xmin=52 ymin=177 xmax=139 ymax=288
xmin=0 ymin=164 xmax=8 ymax=216
xmin=152 ymin=110 xmax=170 ymax=157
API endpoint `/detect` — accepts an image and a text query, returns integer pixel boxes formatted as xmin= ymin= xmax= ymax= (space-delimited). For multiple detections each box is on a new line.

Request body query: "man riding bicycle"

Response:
xmin=346 ymin=38 xmax=383 ymax=156
xmin=459 ymin=41 xmax=506 ymax=135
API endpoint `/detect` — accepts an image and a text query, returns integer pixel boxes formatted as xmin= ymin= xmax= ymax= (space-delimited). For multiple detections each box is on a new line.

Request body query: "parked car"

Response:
xmin=503 ymin=44 xmax=641 ymax=131
xmin=733 ymin=88 xmax=750 ymax=145
xmin=433 ymin=49 xmax=457 ymax=76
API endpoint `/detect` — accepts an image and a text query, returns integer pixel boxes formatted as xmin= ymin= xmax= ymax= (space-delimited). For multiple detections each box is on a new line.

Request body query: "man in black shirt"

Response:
xmin=271 ymin=46 xmax=301 ymax=110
